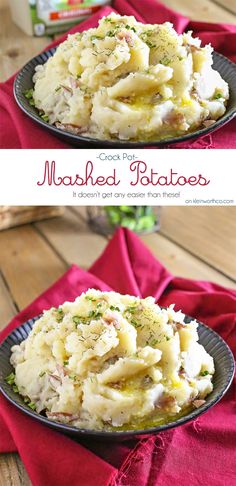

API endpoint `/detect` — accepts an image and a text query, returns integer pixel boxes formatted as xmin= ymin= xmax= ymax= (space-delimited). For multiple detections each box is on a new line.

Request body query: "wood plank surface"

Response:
xmin=162 ymin=0 xmax=236 ymax=22
xmin=0 ymin=225 xmax=67 ymax=309
xmin=160 ymin=207 xmax=236 ymax=282
xmin=35 ymin=208 xmax=107 ymax=269
xmin=141 ymin=232 xmax=236 ymax=288
xmin=0 ymin=273 xmax=17 ymax=327
xmin=212 ymin=0 xmax=236 ymax=15
xmin=0 ymin=453 xmax=31 ymax=486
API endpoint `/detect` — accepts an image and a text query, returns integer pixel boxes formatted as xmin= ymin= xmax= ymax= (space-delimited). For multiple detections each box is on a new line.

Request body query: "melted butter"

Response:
xmin=130 ymin=100 xmax=154 ymax=111
xmin=110 ymin=92 xmax=202 ymax=142
xmin=105 ymin=405 xmax=193 ymax=432
xmin=104 ymin=374 xmax=192 ymax=432
xmin=180 ymin=97 xmax=194 ymax=108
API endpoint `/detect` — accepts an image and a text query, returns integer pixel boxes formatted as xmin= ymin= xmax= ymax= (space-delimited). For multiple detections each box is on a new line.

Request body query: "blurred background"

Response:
xmin=0 ymin=0 xmax=236 ymax=82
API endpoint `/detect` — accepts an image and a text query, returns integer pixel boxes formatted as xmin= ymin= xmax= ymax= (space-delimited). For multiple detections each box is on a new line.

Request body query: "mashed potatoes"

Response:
xmin=10 ymin=290 xmax=214 ymax=430
xmin=32 ymin=14 xmax=229 ymax=141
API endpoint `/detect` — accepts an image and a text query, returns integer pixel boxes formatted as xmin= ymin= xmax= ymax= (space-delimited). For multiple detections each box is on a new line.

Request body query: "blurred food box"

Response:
xmin=0 ymin=206 xmax=64 ymax=231
xmin=8 ymin=0 xmax=111 ymax=36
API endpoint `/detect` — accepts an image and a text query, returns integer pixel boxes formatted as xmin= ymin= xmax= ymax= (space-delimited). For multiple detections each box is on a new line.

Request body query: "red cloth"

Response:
xmin=1 ymin=0 xmax=236 ymax=149
xmin=0 ymin=228 xmax=236 ymax=486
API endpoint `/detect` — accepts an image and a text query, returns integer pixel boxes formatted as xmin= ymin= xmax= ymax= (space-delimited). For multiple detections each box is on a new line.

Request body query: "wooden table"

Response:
xmin=0 ymin=206 xmax=236 ymax=484
xmin=0 ymin=0 xmax=236 ymax=82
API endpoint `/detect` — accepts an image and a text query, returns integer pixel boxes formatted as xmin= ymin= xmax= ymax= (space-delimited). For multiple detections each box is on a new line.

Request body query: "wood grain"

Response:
xmin=141 ymin=232 xmax=236 ymax=288
xmin=212 ymin=0 xmax=236 ymax=15
xmin=35 ymin=207 xmax=107 ymax=269
xmin=160 ymin=207 xmax=236 ymax=282
xmin=0 ymin=225 xmax=67 ymax=309
xmin=0 ymin=273 xmax=17 ymax=327
xmin=0 ymin=454 xmax=31 ymax=486
xmin=162 ymin=0 xmax=236 ymax=22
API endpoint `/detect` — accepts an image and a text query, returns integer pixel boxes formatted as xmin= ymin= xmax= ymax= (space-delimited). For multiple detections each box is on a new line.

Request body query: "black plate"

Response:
xmin=0 ymin=315 xmax=234 ymax=440
xmin=14 ymin=49 xmax=236 ymax=148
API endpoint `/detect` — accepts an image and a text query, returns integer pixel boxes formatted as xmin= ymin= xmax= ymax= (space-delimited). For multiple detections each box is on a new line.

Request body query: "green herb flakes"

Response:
xmin=24 ymin=88 xmax=34 ymax=99
xmin=28 ymin=402 xmax=37 ymax=411
xmin=5 ymin=372 xmax=15 ymax=385
xmin=214 ymin=93 xmax=222 ymax=99
xmin=41 ymin=114 xmax=49 ymax=122
xmin=85 ymin=295 xmax=97 ymax=302
xmin=55 ymin=308 xmax=64 ymax=323
xmin=110 ymin=306 xmax=120 ymax=312
xmin=200 ymin=370 xmax=210 ymax=376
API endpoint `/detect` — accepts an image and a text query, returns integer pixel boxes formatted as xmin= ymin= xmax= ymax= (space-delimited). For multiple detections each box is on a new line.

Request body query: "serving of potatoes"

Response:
xmin=32 ymin=13 xmax=229 ymax=141
xmin=10 ymin=290 xmax=214 ymax=430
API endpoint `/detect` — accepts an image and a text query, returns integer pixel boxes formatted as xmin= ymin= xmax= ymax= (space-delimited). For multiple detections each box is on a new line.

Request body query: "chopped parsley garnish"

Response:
xmin=63 ymin=360 xmax=69 ymax=366
xmin=110 ymin=305 xmax=120 ymax=312
xmin=24 ymin=397 xmax=37 ymax=410
xmin=69 ymin=375 xmax=77 ymax=381
xmin=140 ymin=32 xmax=156 ymax=49
xmin=73 ymin=315 xmax=82 ymax=325
xmin=160 ymin=57 xmax=171 ymax=66
xmin=146 ymin=40 xmax=156 ymax=48
xmin=125 ymin=25 xmax=136 ymax=32
xmin=214 ymin=93 xmax=222 ymax=99
xmin=85 ymin=295 xmax=97 ymax=302
xmin=41 ymin=114 xmax=49 ymax=122
xmin=6 ymin=373 xmax=36 ymax=410
xmin=89 ymin=310 xmax=103 ymax=320
xmin=24 ymin=88 xmax=34 ymax=99
xmin=107 ymin=30 xmax=116 ymax=37
xmin=24 ymin=88 xmax=36 ymax=107
xmin=55 ymin=308 xmax=64 ymax=323
xmin=149 ymin=338 xmax=160 ymax=346
xmin=5 ymin=372 xmax=15 ymax=385
xmin=130 ymin=319 xmax=141 ymax=328
xmin=55 ymin=86 xmax=61 ymax=92
xmin=39 ymin=371 xmax=46 ymax=377
xmin=200 ymin=370 xmax=210 ymax=376
xmin=28 ymin=402 xmax=37 ymax=410
xmin=73 ymin=310 xmax=102 ymax=324
xmin=125 ymin=306 xmax=137 ymax=314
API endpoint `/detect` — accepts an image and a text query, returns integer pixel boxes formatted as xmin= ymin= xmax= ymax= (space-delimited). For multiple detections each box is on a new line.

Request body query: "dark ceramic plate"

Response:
xmin=0 ymin=314 xmax=234 ymax=440
xmin=14 ymin=49 xmax=236 ymax=148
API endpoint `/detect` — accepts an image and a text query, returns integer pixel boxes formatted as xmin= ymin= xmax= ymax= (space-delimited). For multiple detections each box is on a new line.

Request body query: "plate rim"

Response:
xmin=0 ymin=314 xmax=235 ymax=438
xmin=13 ymin=49 xmax=236 ymax=148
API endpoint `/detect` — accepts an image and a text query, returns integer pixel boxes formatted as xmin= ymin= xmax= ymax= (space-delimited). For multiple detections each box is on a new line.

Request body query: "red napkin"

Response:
xmin=0 ymin=228 xmax=236 ymax=486
xmin=1 ymin=0 xmax=236 ymax=149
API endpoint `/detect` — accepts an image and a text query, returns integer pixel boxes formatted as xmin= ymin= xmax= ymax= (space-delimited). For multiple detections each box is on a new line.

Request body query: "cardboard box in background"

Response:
xmin=8 ymin=0 xmax=111 ymax=36
xmin=0 ymin=206 xmax=64 ymax=231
